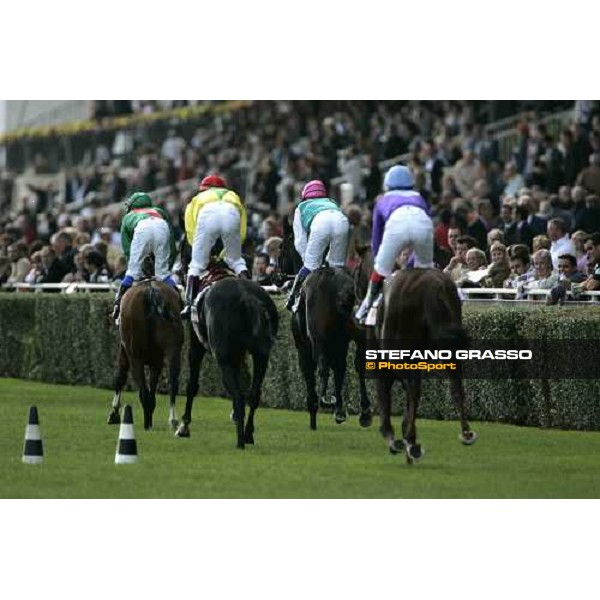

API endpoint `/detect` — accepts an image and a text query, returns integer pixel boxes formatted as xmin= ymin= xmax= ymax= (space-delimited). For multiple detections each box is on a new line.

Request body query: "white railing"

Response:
xmin=458 ymin=287 xmax=600 ymax=303
xmin=1 ymin=281 xmax=284 ymax=295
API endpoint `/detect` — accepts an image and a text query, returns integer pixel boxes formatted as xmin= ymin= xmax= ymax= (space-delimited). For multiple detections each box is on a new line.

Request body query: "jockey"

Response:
xmin=285 ymin=179 xmax=350 ymax=311
xmin=112 ymin=192 xmax=178 ymax=322
xmin=181 ymin=174 xmax=249 ymax=320
xmin=355 ymin=165 xmax=433 ymax=323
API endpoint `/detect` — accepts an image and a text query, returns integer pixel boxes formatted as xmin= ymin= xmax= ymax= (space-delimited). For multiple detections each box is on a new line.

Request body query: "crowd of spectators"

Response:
xmin=1 ymin=99 xmax=599 ymax=304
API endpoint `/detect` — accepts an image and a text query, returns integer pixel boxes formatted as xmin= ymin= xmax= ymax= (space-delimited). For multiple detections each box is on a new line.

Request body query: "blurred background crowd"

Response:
xmin=1 ymin=99 xmax=599 ymax=300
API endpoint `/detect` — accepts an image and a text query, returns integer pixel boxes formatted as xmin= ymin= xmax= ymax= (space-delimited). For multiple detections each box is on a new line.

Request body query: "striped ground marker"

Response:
xmin=115 ymin=404 xmax=138 ymax=464
xmin=22 ymin=406 xmax=43 ymax=464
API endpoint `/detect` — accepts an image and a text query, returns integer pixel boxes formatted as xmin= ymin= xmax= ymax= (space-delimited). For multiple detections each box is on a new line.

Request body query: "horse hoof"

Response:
xmin=459 ymin=431 xmax=479 ymax=446
xmin=175 ymin=425 xmax=190 ymax=438
xmin=244 ymin=432 xmax=255 ymax=444
xmin=334 ymin=410 xmax=347 ymax=425
xmin=359 ymin=411 xmax=373 ymax=428
xmin=388 ymin=439 xmax=403 ymax=455
xmin=405 ymin=442 xmax=423 ymax=464
xmin=107 ymin=411 xmax=120 ymax=425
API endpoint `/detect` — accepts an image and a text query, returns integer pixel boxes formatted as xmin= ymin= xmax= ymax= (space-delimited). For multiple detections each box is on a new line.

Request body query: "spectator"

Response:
xmin=447 ymin=225 xmax=462 ymax=256
xmin=546 ymin=252 xmax=586 ymax=305
xmin=579 ymin=233 xmax=600 ymax=291
xmin=482 ymin=242 xmax=511 ymax=288
xmin=576 ymin=153 xmax=600 ymax=196
xmin=574 ymin=194 xmax=600 ymax=233
xmin=547 ymin=218 xmax=575 ymax=269
xmin=83 ymin=251 xmax=111 ymax=284
xmin=52 ymin=231 xmax=76 ymax=274
xmin=435 ymin=209 xmax=452 ymax=250
xmin=453 ymin=149 xmax=480 ymax=200
xmin=7 ymin=241 xmax=32 ymax=284
xmin=443 ymin=235 xmax=475 ymax=282
xmin=571 ymin=230 xmax=589 ymax=273
xmin=252 ymin=252 xmax=272 ymax=285
xmin=503 ymin=162 xmax=525 ymax=197
xmin=456 ymin=247 xmax=488 ymax=287
xmin=528 ymin=249 xmax=559 ymax=289
xmin=263 ymin=236 xmax=282 ymax=269
xmin=24 ymin=251 xmax=44 ymax=284
xmin=532 ymin=234 xmax=551 ymax=253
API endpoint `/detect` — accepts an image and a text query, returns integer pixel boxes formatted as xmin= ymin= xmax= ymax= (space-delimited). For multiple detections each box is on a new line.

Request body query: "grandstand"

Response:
xmin=1 ymin=99 xmax=599 ymax=304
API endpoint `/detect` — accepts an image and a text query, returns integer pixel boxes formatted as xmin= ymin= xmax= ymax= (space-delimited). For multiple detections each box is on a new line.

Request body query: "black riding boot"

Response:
xmin=356 ymin=279 xmax=383 ymax=323
xmin=285 ymin=271 xmax=307 ymax=311
xmin=112 ymin=282 xmax=130 ymax=323
xmin=181 ymin=275 xmax=200 ymax=321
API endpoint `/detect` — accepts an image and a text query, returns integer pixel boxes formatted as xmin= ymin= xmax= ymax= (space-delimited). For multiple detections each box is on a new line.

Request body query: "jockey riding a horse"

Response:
xmin=112 ymin=192 xmax=178 ymax=323
xmin=180 ymin=174 xmax=250 ymax=320
xmin=355 ymin=165 xmax=434 ymax=323
xmin=285 ymin=179 xmax=350 ymax=311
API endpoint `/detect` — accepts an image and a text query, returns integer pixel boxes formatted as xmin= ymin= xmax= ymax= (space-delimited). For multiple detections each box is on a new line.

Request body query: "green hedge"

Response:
xmin=1 ymin=293 xmax=600 ymax=430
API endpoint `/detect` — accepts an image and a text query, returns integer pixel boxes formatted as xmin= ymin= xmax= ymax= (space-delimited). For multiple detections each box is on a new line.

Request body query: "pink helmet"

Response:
xmin=301 ymin=179 xmax=327 ymax=200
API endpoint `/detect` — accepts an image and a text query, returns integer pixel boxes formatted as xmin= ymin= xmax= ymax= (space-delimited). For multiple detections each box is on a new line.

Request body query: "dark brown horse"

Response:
xmin=356 ymin=247 xmax=478 ymax=463
xmin=175 ymin=264 xmax=279 ymax=449
xmin=280 ymin=219 xmax=372 ymax=430
xmin=107 ymin=279 xmax=184 ymax=430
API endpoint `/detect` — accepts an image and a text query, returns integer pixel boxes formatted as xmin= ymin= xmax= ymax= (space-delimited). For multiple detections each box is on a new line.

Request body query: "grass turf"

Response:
xmin=1 ymin=378 xmax=600 ymax=498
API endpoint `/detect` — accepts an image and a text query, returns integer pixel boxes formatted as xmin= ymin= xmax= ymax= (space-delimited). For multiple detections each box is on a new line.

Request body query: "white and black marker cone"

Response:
xmin=115 ymin=404 xmax=138 ymax=464
xmin=23 ymin=406 xmax=43 ymax=464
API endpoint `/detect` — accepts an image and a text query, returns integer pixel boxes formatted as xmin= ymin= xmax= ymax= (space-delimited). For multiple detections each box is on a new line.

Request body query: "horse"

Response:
xmin=280 ymin=217 xmax=372 ymax=430
xmin=355 ymin=246 xmax=478 ymax=463
xmin=107 ymin=278 xmax=184 ymax=431
xmin=175 ymin=262 xmax=279 ymax=449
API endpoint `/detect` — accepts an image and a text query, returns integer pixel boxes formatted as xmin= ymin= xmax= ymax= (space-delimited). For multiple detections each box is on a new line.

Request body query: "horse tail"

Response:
xmin=422 ymin=277 xmax=470 ymax=349
xmin=144 ymin=282 xmax=175 ymax=323
xmin=241 ymin=290 xmax=279 ymax=349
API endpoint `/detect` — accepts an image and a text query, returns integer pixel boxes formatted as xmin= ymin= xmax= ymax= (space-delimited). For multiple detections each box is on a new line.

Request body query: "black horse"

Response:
xmin=175 ymin=263 xmax=279 ymax=449
xmin=356 ymin=248 xmax=478 ymax=463
xmin=108 ymin=279 xmax=184 ymax=431
xmin=280 ymin=217 xmax=372 ymax=430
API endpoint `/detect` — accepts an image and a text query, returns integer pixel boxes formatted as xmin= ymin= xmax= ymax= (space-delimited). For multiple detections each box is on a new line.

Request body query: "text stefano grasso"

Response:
xmin=364 ymin=350 xmax=533 ymax=361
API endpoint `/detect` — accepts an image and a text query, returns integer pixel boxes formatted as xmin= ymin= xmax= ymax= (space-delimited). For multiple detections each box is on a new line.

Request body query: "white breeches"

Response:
xmin=302 ymin=210 xmax=349 ymax=270
xmin=374 ymin=206 xmax=434 ymax=277
xmin=189 ymin=202 xmax=247 ymax=276
xmin=126 ymin=218 xmax=171 ymax=280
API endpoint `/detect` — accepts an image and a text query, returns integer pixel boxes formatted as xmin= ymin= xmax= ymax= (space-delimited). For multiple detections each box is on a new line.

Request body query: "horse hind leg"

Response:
xmin=108 ymin=345 xmax=129 ymax=425
xmin=354 ymin=340 xmax=372 ymax=428
xmin=376 ymin=377 xmax=401 ymax=454
xmin=220 ymin=361 xmax=246 ymax=449
xmin=318 ymin=359 xmax=334 ymax=411
xmin=332 ymin=349 xmax=348 ymax=425
xmin=147 ymin=364 xmax=161 ymax=431
xmin=167 ymin=349 xmax=181 ymax=431
xmin=402 ymin=378 xmax=424 ymax=464
xmin=450 ymin=375 xmax=479 ymax=446
xmin=293 ymin=321 xmax=319 ymax=430
xmin=176 ymin=332 xmax=205 ymax=438
xmin=131 ymin=360 xmax=152 ymax=431
xmin=244 ymin=352 xmax=269 ymax=445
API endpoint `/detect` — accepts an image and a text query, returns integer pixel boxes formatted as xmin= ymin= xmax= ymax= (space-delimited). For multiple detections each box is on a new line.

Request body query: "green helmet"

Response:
xmin=125 ymin=192 xmax=153 ymax=213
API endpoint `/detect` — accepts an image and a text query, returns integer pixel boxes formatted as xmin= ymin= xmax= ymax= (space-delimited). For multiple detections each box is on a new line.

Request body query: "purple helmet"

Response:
xmin=301 ymin=179 xmax=327 ymax=200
